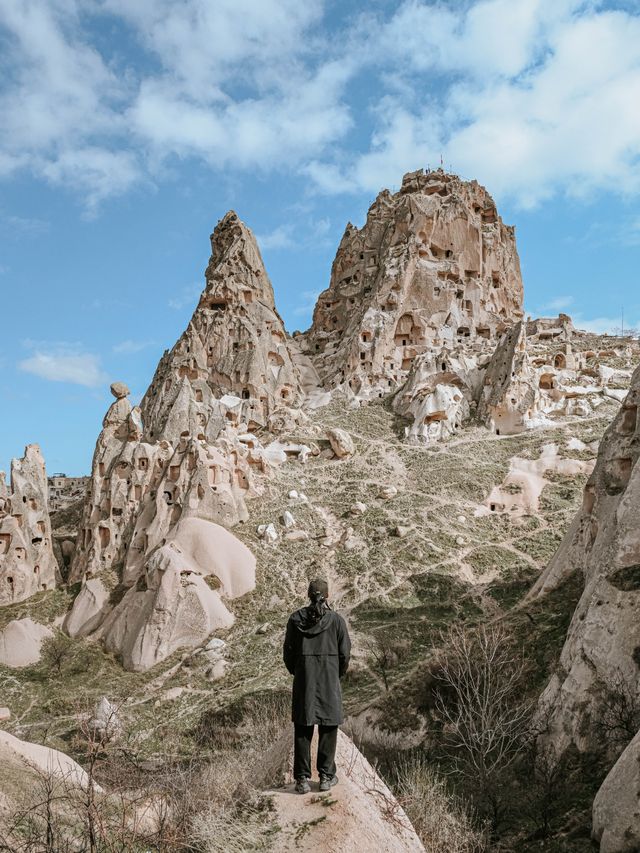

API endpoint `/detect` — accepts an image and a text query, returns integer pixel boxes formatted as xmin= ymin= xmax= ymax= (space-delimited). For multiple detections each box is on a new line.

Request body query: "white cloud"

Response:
xmin=168 ymin=282 xmax=202 ymax=310
xmin=540 ymin=295 xmax=574 ymax=312
xmin=312 ymin=2 xmax=640 ymax=207
xmin=2 ymin=0 xmax=640 ymax=213
xmin=293 ymin=289 xmax=322 ymax=319
xmin=0 ymin=0 xmax=139 ymax=207
xmin=256 ymin=225 xmax=295 ymax=250
xmin=18 ymin=344 xmax=107 ymax=387
xmin=112 ymin=339 xmax=155 ymax=354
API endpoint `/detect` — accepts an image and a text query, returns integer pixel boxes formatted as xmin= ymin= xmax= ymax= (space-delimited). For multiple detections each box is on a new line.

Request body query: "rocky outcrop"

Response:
xmin=393 ymin=349 xmax=480 ymax=442
xmin=301 ymin=168 xmax=524 ymax=400
xmin=530 ymin=367 xmax=640 ymax=757
xmin=98 ymin=518 xmax=255 ymax=672
xmin=265 ymin=730 xmax=425 ymax=852
xmin=141 ymin=211 xmax=304 ymax=441
xmin=592 ymin=728 xmax=640 ymax=853
xmin=66 ymin=379 xmax=256 ymax=670
xmin=69 ymin=383 xmax=251 ymax=587
xmin=0 ymin=445 xmax=57 ymax=605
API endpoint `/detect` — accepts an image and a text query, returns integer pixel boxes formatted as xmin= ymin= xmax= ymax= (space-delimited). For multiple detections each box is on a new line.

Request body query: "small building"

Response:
xmin=48 ymin=473 xmax=90 ymax=511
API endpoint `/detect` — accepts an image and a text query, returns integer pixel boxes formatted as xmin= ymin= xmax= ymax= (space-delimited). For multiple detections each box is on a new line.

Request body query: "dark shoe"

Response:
xmin=319 ymin=774 xmax=338 ymax=792
xmin=295 ymin=778 xmax=311 ymax=794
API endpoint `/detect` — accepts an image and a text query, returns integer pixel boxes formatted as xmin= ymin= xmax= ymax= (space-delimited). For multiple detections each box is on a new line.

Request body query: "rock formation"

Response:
xmin=530 ymin=366 xmax=640 ymax=758
xmin=141 ymin=211 xmax=304 ymax=441
xmin=592 ymin=728 xmax=640 ymax=853
xmin=66 ymin=379 xmax=256 ymax=670
xmin=393 ymin=349 xmax=479 ymax=442
xmin=301 ymin=168 xmax=524 ymax=400
xmin=264 ymin=730 xmax=425 ymax=852
xmin=0 ymin=445 xmax=57 ymax=605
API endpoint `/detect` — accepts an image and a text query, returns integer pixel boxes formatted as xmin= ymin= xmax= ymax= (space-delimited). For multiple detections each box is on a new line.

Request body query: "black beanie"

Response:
xmin=308 ymin=578 xmax=329 ymax=600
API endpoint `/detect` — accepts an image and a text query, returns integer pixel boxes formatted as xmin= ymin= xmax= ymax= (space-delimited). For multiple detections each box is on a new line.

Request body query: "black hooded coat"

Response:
xmin=283 ymin=606 xmax=351 ymax=726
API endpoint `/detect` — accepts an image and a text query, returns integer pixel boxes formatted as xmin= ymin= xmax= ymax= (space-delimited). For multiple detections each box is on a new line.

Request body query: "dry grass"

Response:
xmin=393 ymin=753 xmax=487 ymax=853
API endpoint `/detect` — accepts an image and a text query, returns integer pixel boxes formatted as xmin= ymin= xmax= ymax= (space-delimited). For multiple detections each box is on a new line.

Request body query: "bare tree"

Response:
xmin=433 ymin=624 xmax=533 ymax=828
xmin=595 ymin=668 xmax=640 ymax=751
xmin=367 ymin=635 xmax=409 ymax=691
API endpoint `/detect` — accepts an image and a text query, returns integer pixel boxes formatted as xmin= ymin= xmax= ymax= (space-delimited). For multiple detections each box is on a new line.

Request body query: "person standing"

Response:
xmin=283 ymin=578 xmax=351 ymax=794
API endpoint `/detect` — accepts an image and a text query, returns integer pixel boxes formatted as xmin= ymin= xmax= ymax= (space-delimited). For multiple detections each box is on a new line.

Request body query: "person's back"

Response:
xmin=283 ymin=579 xmax=351 ymax=794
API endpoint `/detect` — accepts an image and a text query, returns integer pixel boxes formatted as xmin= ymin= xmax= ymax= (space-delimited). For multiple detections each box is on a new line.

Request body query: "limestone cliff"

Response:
xmin=0 ymin=445 xmax=57 ymax=604
xmin=301 ymin=168 xmax=524 ymax=399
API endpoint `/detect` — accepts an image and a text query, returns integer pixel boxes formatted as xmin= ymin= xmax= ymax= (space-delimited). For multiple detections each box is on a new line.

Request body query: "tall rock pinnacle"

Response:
xmin=0 ymin=445 xmax=57 ymax=604
xmin=141 ymin=211 xmax=303 ymax=442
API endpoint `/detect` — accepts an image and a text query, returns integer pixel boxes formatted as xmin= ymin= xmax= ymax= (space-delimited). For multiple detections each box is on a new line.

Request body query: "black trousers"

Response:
xmin=293 ymin=723 xmax=338 ymax=780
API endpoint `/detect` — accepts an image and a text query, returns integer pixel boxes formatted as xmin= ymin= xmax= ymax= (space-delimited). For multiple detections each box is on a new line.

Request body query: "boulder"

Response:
xmin=0 ymin=618 xmax=53 ymax=668
xmin=326 ymin=428 xmax=355 ymax=459
xmin=265 ymin=730 xmax=425 ymax=851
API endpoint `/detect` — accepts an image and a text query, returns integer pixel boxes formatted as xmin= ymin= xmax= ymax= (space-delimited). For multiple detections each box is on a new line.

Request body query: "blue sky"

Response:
xmin=1 ymin=0 xmax=640 ymax=476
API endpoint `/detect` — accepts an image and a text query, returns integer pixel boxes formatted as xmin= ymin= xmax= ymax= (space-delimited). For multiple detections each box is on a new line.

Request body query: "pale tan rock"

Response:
xmin=530 ymin=370 xmax=640 ymax=758
xmin=301 ymin=169 xmax=523 ymax=401
xmin=284 ymin=529 xmax=309 ymax=542
xmin=205 ymin=659 xmax=226 ymax=681
xmin=141 ymin=211 xmax=303 ymax=441
xmin=0 ymin=444 xmax=57 ymax=604
xmin=592 ymin=728 xmax=640 ymax=853
xmin=63 ymin=577 xmax=109 ymax=638
xmin=326 ymin=427 xmax=355 ymax=459
xmin=350 ymin=501 xmax=367 ymax=516
xmin=0 ymin=707 xmax=10 ymax=721
xmin=0 ymin=618 xmax=53 ymax=668
xmin=267 ymin=730 xmax=424 ymax=852
xmin=0 ymin=729 xmax=100 ymax=790
xmin=98 ymin=518 xmax=255 ymax=671
xmin=477 ymin=322 xmax=540 ymax=435
xmin=378 ymin=485 xmax=398 ymax=500
xmin=476 ymin=443 xmax=594 ymax=518
xmin=110 ymin=381 xmax=130 ymax=399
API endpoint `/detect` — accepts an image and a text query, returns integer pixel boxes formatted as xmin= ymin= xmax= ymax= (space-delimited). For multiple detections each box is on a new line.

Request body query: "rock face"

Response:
xmin=592 ymin=728 xmax=640 ymax=853
xmin=530 ymin=367 xmax=640 ymax=757
xmin=0 ymin=445 xmax=57 ymax=605
xmin=301 ymin=168 xmax=524 ymax=400
xmin=141 ymin=211 xmax=303 ymax=441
